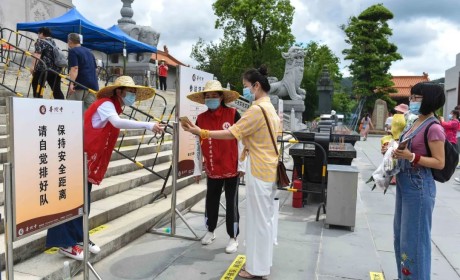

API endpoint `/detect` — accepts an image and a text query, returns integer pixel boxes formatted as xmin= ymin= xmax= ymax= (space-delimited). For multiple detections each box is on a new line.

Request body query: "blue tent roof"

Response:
xmin=16 ymin=8 xmax=156 ymax=54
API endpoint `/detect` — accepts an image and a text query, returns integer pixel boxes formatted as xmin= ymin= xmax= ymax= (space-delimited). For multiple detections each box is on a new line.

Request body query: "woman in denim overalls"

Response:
xmin=393 ymin=82 xmax=446 ymax=280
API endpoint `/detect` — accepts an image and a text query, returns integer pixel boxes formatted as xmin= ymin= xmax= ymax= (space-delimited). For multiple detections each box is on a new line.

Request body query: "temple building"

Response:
xmin=388 ymin=72 xmax=430 ymax=103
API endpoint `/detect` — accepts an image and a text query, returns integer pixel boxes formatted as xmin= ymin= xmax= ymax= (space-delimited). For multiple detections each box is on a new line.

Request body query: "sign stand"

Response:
xmin=3 ymin=98 xmax=102 ymax=279
xmin=3 ymin=155 xmax=102 ymax=280
xmin=149 ymin=122 xmax=200 ymax=240
xmin=82 ymin=154 xmax=102 ymax=280
xmin=4 ymin=162 xmax=14 ymax=280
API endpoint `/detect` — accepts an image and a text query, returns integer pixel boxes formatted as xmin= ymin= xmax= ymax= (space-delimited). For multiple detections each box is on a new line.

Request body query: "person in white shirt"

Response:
xmin=46 ymin=76 xmax=164 ymax=261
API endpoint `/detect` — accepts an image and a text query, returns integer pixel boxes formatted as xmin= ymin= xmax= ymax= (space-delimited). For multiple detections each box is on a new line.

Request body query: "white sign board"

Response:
xmin=8 ymin=98 xmax=84 ymax=240
xmin=177 ymin=66 xmax=214 ymax=178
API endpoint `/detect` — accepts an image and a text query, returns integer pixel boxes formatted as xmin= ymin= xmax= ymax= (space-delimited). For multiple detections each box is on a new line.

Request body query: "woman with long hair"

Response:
xmin=182 ymin=66 xmax=280 ymax=279
xmin=392 ymin=82 xmax=445 ymax=280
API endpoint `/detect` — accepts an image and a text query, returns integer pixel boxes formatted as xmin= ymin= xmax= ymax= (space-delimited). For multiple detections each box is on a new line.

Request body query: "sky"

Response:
xmin=73 ymin=0 xmax=460 ymax=80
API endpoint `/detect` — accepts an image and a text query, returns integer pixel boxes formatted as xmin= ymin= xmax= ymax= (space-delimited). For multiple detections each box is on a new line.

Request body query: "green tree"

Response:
xmin=341 ymin=4 xmax=402 ymax=113
xmin=191 ymin=0 xmax=295 ymax=89
xmin=213 ymin=0 xmax=295 ymax=69
xmin=300 ymin=41 xmax=342 ymax=121
xmin=332 ymin=93 xmax=357 ymax=118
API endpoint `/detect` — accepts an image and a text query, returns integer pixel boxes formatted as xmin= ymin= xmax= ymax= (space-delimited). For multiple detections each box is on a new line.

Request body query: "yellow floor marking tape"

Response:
xmin=370 ymin=271 xmax=385 ymax=280
xmin=89 ymin=225 xmax=108 ymax=235
xmin=44 ymin=225 xmax=108 ymax=254
xmin=44 ymin=247 xmax=59 ymax=254
xmin=221 ymin=254 xmax=246 ymax=280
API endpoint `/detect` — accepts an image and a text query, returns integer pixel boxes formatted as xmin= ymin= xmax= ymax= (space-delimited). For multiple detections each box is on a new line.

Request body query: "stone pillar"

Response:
xmin=371 ymin=99 xmax=388 ymax=131
xmin=118 ymin=0 xmax=136 ymax=25
xmin=279 ymin=99 xmax=305 ymax=131
xmin=317 ymin=66 xmax=333 ymax=115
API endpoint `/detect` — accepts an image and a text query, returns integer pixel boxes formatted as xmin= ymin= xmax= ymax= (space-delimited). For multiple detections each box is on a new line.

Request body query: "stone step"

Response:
xmin=0 ymin=163 xmax=202 ymax=273
xmin=0 ymin=135 xmax=7 ymax=148
xmin=2 ymin=181 xmax=205 ymax=279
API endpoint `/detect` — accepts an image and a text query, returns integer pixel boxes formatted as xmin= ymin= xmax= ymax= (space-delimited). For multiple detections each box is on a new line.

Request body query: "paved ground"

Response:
xmin=77 ymin=135 xmax=460 ymax=280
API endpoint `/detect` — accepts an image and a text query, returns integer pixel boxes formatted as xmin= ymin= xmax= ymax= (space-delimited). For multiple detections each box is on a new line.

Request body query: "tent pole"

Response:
xmin=123 ymin=42 xmax=126 ymax=74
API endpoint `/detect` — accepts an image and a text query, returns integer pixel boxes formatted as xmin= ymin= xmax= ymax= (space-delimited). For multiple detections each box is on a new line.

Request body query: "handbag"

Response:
xmin=257 ymin=105 xmax=291 ymax=188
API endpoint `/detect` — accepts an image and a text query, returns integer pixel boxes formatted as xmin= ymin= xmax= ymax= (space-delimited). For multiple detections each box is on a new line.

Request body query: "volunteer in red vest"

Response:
xmin=46 ymin=76 xmax=164 ymax=260
xmin=187 ymin=80 xmax=246 ymax=254
xmin=158 ymin=60 xmax=168 ymax=91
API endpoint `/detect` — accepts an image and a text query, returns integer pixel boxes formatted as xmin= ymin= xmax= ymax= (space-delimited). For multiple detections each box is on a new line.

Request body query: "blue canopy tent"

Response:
xmin=16 ymin=8 xmax=157 ymax=54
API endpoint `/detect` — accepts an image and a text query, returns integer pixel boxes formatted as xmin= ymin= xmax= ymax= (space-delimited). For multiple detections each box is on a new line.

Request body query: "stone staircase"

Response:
xmin=0 ymin=87 xmax=208 ymax=279
xmin=0 ymin=69 xmax=295 ymax=279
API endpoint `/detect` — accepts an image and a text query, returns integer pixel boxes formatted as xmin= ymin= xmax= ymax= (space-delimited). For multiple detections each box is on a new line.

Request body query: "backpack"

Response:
xmin=423 ymin=121 xmax=459 ymax=182
xmin=40 ymin=39 xmax=67 ymax=68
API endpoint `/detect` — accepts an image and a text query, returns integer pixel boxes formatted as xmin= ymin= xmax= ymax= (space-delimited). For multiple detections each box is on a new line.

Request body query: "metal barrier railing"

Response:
xmin=0 ymin=37 xmax=48 ymax=97
xmin=1 ymin=29 xmax=176 ymax=202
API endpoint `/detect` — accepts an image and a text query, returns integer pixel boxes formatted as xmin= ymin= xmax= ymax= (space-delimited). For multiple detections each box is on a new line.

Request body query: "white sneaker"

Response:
xmin=225 ymin=238 xmax=238 ymax=254
xmin=455 ymin=178 xmax=460 ymax=184
xmin=77 ymin=240 xmax=101 ymax=254
xmin=201 ymin=231 xmax=215 ymax=245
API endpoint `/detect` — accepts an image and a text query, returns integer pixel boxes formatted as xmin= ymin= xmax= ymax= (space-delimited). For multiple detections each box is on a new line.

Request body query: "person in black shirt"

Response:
xmin=67 ymin=33 xmax=99 ymax=111
xmin=30 ymin=27 xmax=64 ymax=99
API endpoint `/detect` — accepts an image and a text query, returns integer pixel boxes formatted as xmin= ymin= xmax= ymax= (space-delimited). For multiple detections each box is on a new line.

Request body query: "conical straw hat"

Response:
xmin=187 ymin=80 xmax=240 ymax=104
xmin=96 ymin=76 xmax=155 ymax=101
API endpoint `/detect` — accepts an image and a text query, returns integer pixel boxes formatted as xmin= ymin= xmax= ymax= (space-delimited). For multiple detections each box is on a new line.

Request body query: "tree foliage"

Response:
xmin=332 ymin=93 xmax=357 ymax=118
xmin=213 ymin=0 xmax=295 ymax=68
xmin=191 ymin=0 xmax=295 ymax=90
xmin=301 ymin=41 xmax=342 ymax=121
xmin=341 ymin=4 xmax=402 ymax=113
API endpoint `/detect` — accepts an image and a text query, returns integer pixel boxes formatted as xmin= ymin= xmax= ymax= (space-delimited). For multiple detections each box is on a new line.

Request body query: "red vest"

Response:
xmin=84 ymin=97 xmax=122 ymax=184
xmin=196 ymin=106 xmax=238 ymax=179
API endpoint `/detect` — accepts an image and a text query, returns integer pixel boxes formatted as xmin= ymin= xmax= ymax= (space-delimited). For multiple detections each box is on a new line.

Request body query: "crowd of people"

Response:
xmin=30 ymin=27 xmax=459 ymax=280
xmin=32 ymin=31 xmax=280 ymax=278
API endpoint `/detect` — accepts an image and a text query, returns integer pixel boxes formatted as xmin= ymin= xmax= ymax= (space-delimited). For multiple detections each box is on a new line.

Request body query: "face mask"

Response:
xmin=448 ymin=114 xmax=453 ymax=120
xmin=122 ymin=91 xmax=136 ymax=106
xmin=205 ymin=98 xmax=221 ymax=110
xmin=242 ymin=87 xmax=255 ymax=103
xmin=409 ymin=101 xmax=421 ymax=115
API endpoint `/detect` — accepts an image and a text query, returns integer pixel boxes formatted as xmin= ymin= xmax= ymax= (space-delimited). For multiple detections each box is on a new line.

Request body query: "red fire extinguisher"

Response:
xmin=292 ymin=178 xmax=303 ymax=208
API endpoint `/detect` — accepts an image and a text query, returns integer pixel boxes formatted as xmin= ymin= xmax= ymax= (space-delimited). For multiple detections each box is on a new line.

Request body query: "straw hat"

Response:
xmin=96 ymin=76 xmax=155 ymax=101
xmin=394 ymin=103 xmax=408 ymax=114
xmin=186 ymin=80 xmax=240 ymax=104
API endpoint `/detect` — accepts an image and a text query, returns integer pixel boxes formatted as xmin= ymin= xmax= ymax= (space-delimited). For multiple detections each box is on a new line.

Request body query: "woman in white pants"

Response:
xmin=182 ymin=65 xmax=280 ymax=278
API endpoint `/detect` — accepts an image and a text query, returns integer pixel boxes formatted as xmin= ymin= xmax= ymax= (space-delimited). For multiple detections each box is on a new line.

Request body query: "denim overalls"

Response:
xmin=394 ymin=116 xmax=437 ymax=280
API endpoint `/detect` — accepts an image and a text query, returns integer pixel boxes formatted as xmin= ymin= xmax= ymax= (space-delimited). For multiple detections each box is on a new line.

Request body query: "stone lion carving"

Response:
xmin=268 ymin=46 xmax=306 ymax=101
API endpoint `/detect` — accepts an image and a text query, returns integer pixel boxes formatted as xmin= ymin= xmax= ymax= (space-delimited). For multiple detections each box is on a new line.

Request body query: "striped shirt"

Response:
xmin=229 ymin=96 xmax=280 ymax=182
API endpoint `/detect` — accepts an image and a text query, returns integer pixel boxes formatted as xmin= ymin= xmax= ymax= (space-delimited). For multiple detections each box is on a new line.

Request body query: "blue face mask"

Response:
xmin=448 ymin=114 xmax=453 ymax=120
xmin=409 ymin=101 xmax=421 ymax=115
xmin=242 ymin=87 xmax=254 ymax=103
xmin=122 ymin=92 xmax=136 ymax=106
xmin=205 ymin=98 xmax=221 ymax=110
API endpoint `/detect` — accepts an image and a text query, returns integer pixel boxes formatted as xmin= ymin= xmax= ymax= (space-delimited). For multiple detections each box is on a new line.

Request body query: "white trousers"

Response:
xmin=245 ymin=157 xmax=276 ymax=276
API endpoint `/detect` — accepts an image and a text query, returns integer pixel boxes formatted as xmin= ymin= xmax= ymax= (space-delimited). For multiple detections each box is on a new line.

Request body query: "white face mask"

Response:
xmin=122 ymin=91 xmax=136 ymax=106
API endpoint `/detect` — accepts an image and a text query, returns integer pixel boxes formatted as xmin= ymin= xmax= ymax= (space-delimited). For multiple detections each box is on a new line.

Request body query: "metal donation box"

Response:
xmin=325 ymin=164 xmax=359 ymax=231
